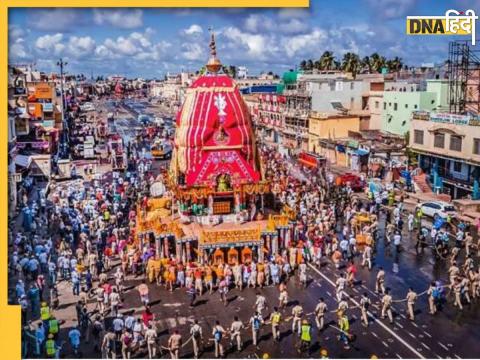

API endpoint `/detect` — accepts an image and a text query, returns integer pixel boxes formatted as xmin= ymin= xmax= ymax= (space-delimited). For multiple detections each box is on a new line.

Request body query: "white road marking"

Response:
xmin=423 ymin=331 xmax=432 ymax=338
xmin=308 ymin=264 xmax=425 ymax=359
xmin=438 ymin=342 xmax=449 ymax=351
xmin=162 ymin=303 xmax=183 ymax=307
xmin=421 ymin=342 xmax=431 ymax=350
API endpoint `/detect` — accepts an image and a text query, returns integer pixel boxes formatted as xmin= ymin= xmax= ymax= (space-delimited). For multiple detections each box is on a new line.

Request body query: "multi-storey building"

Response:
xmin=409 ymin=111 xmax=480 ymax=199
xmin=382 ymin=79 xmax=449 ymax=136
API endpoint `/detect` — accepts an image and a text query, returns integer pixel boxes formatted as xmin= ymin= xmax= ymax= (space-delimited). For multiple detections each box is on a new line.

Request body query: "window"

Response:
xmin=414 ymin=130 xmax=424 ymax=144
xmin=450 ymin=135 xmax=462 ymax=151
xmin=474 ymin=138 xmax=480 ymax=155
xmin=453 ymin=161 xmax=462 ymax=172
xmin=394 ymin=103 xmax=398 ymax=110
xmin=434 ymin=133 xmax=445 ymax=148
xmin=375 ymin=101 xmax=379 ymax=109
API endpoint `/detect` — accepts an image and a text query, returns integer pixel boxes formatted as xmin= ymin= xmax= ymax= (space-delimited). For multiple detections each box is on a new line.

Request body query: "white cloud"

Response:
xmin=183 ymin=24 xmax=203 ymax=35
xmin=277 ymin=8 xmax=311 ymax=19
xmin=281 ymin=19 xmax=309 ymax=34
xmin=9 ymin=25 xmax=26 ymax=40
xmin=181 ymin=43 xmax=204 ymax=61
xmin=366 ymin=0 xmax=416 ymax=19
xmin=94 ymin=45 xmax=112 ymax=58
xmin=67 ymin=36 xmax=96 ymax=58
xmin=35 ymin=33 xmax=65 ymax=55
xmin=93 ymin=9 xmax=143 ymax=29
xmin=282 ymin=28 xmax=327 ymax=57
xmin=10 ymin=41 xmax=28 ymax=59
xmin=28 ymin=9 xmax=80 ymax=31
xmin=222 ymin=26 xmax=275 ymax=60
xmin=243 ymin=14 xmax=274 ymax=33
xmin=99 ymin=29 xmax=170 ymax=62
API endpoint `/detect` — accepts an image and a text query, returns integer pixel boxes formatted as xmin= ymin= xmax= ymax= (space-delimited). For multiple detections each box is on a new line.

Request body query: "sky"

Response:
xmin=8 ymin=1 xmax=480 ymax=78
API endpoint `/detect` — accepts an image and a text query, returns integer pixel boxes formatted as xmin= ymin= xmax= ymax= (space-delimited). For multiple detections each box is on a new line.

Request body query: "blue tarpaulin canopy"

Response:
xmin=355 ymin=149 xmax=369 ymax=156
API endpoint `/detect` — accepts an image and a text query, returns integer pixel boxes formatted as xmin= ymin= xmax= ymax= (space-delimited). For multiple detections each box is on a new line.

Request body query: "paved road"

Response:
xmin=46 ymin=197 xmax=480 ymax=359
xmin=16 ymin=98 xmax=480 ymax=359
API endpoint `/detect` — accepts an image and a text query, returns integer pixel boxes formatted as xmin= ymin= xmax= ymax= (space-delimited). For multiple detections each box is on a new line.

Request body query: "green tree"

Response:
xmin=319 ymin=51 xmax=336 ymax=70
xmin=369 ymin=53 xmax=387 ymax=73
xmin=342 ymin=52 xmax=361 ymax=78
xmin=386 ymin=56 xmax=403 ymax=73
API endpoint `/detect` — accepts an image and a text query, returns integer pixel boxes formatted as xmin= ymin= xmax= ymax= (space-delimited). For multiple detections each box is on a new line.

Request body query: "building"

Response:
xmin=308 ymin=112 xmax=361 ymax=151
xmin=281 ymin=70 xmax=310 ymax=153
xmin=409 ymin=111 xmax=480 ymax=199
xmin=381 ymin=79 xmax=449 ymax=136
xmin=237 ymin=66 xmax=248 ymax=79
xmin=254 ymin=93 xmax=287 ymax=147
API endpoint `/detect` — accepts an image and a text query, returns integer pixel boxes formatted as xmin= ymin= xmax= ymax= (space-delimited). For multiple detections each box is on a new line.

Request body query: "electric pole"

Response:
xmin=56 ymin=58 xmax=68 ymax=157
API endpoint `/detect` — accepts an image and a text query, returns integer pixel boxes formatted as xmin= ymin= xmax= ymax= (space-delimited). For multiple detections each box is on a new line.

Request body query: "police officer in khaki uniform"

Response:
xmin=448 ymin=262 xmax=460 ymax=289
xmin=291 ymin=304 xmax=304 ymax=336
xmin=315 ymin=298 xmax=327 ymax=330
xmin=360 ymin=292 xmax=370 ymax=327
xmin=406 ymin=287 xmax=417 ymax=321
xmin=453 ymin=278 xmax=463 ymax=310
xmin=381 ymin=288 xmax=393 ymax=324
xmin=376 ymin=267 xmax=386 ymax=294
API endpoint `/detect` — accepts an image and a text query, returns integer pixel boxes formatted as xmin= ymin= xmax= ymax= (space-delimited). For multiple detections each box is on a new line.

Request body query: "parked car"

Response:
xmin=415 ymin=201 xmax=456 ymax=220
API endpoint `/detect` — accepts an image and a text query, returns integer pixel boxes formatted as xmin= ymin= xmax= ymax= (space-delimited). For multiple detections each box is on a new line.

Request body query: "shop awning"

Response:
xmin=298 ymin=158 xmax=317 ymax=168
xmin=15 ymin=154 xmax=32 ymax=168
xmin=355 ymin=149 xmax=370 ymax=156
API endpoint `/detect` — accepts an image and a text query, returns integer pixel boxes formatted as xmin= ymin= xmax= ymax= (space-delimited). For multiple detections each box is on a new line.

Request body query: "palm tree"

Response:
xmin=388 ymin=56 xmax=403 ymax=73
xmin=307 ymin=59 xmax=314 ymax=71
xmin=319 ymin=51 xmax=336 ymax=70
xmin=362 ymin=56 xmax=372 ymax=73
xmin=369 ymin=53 xmax=387 ymax=73
xmin=341 ymin=52 xmax=361 ymax=78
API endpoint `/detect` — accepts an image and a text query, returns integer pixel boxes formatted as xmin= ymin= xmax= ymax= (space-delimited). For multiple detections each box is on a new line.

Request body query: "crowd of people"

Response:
xmin=9 ymin=140 xmax=480 ymax=359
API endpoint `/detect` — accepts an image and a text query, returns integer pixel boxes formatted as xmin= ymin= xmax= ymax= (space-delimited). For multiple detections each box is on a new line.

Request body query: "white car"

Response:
xmin=416 ymin=201 xmax=456 ymax=220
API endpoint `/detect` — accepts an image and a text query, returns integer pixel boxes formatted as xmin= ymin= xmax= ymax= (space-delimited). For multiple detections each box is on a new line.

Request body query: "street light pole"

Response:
xmin=57 ymin=58 xmax=68 ymax=156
